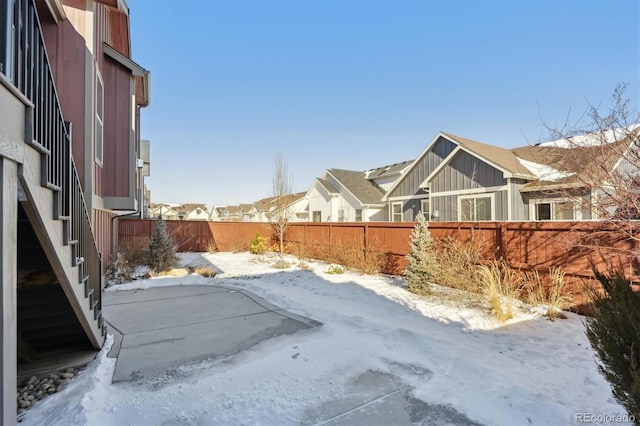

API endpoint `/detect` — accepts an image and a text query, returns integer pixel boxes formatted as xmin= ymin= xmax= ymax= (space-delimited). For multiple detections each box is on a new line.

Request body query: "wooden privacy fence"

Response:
xmin=118 ymin=219 xmax=638 ymax=281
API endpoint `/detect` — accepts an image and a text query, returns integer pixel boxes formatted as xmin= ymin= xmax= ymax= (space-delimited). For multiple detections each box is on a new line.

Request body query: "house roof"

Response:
xmin=268 ymin=192 xmax=307 ymax=215
xmin=512 ymin=128 xmax=639 ymax=192
xmin=239 ymin=204 xmax=253 ymax=213
xmin=226 ymin=206 xmax=239 ymax=215
xmin=252 ymin=196 xmax=280 ymax=212
xmin=327 ymin=169 xmax=386 ymax=205
xmin=442 ymin=133 xmax=536 ymax=179
xmin=316 ymin=178 xmax=338 ymax=194
xmin=364 ymin=160 xmax=413 ymax=180
xmin=176 ymin=204 xmax=207 ymax=214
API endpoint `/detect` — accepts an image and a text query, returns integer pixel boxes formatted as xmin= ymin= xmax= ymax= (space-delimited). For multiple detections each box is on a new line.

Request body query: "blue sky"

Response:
xmin=128 ymin=0 xmax=640 ymax=207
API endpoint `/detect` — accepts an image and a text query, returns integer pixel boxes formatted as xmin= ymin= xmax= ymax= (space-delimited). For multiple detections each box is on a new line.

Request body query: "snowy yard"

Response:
xmin=22 ymin=252 xmax=629 ymax=425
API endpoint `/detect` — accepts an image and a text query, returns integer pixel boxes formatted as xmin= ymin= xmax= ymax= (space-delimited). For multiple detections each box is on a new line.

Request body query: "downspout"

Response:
xmin=109 ymin=160 xmax=145 ymax=254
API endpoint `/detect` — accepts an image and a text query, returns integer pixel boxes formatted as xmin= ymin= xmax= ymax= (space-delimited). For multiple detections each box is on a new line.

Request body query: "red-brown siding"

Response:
xmin=102 ymin=58 xmax=132 ymax=198
xmin=38 ymin=1 xmax=88 ymax=186
xmin=94 ymin=208 xmax=117 ymax=275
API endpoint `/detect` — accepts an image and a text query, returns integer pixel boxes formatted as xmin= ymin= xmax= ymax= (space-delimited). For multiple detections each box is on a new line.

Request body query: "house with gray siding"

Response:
xmin=383 ymin=128 xmax=640 ymax=222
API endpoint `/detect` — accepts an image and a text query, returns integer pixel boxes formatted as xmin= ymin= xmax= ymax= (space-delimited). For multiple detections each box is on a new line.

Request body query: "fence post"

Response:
xmin=363 ymin=223 xmax=369 ymax=261
xmin=496 ymin=222 xmax=507 ymax=261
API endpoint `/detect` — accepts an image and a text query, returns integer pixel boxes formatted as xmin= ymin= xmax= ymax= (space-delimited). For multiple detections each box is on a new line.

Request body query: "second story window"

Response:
xmin=355 ymin=209 xmax=363 ymax=222
xmin=95 ymin=71 xmax=104 ymax=165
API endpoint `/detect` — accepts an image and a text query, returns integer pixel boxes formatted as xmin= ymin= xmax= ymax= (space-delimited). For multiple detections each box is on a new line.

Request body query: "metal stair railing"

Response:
xmin=1 ymin=0 xmax=103 ymax=330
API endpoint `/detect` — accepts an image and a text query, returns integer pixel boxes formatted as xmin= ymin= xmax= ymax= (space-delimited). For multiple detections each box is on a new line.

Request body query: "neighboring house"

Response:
xmin=383 ymin=129 xmax=640 ymax=222
xmin=307 ymin=161 xmax=411 ymax=222
xmin=148 ymin=203 xmax=180 ymax=220
xmin=267 ymin=192 xmax=309 ymax=223
xmin=511 ymin=125 xmax=640 ymax=221
xmin=175 ymin=204 xmax=209 ymax=221
xmin=224 ymin=205 xmax=241 ymax=221
xmin=210 ymin=206 xmax=228 ymax=221
xmin=0 ymin=0 xmax=149 ymax=419
xmin=247 ymin=196 xmax=279 ymax=222
xmin=239 ymin=203 xmax=253 ymax=222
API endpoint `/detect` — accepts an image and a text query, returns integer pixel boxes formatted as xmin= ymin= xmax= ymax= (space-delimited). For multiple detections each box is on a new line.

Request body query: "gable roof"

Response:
xmin=383 ymin=131 xmax=536 ymax=201
xmin=327 ymin=169 xmax=386 ymax=206
xmin=442 ymin=133 xmax=536 ymax=179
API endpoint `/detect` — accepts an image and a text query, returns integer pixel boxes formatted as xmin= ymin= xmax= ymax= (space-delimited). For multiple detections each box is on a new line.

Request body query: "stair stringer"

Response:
xmin=18 ymin=144 xmax=103 ymax=349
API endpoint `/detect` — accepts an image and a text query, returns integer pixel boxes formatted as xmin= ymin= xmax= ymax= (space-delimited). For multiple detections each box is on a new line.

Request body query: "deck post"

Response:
xmin=0 ymin=157 xmax=18 ymax=425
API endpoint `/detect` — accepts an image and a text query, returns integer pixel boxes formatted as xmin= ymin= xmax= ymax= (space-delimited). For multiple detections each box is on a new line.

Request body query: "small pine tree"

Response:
xmin=147 ymin=218 xmax=177 ymax=272
xmin=586 ymin=269 xmax=640 ymax=422
xmin=403 ymin=211 xmax=437 ymax=295
xmin=249 ymin=231 xmax=267 ymax=255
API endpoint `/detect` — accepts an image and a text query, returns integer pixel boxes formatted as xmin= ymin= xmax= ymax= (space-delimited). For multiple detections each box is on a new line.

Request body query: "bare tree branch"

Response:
xmin=270 ymin=152 xmax=294 ymax=256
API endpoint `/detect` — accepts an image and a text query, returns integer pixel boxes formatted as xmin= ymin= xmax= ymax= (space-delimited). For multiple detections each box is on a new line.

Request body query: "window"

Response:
xmin=338 ymin=209 xmax=345 ymax=222
xmin=392 ymin=202 xmax=403 ymax=222
xmin=355 ymin=209 xmax=363 ymax=222
xmin=459 ymin=195 xmax=493 ymax=221
xmin=312 ymin=211 xmax=322 ymax=222
xmin=95 ymin=71 xmax=104 ymax=165
xmin=419 ymin=199 xmax=430 ymax=221
xmin=534 ymin=200 xmax=575 ymax=221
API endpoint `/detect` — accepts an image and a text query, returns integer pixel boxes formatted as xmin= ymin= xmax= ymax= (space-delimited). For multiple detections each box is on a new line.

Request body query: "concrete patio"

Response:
xmin=103 ymin=284 xmax=322 ymax=382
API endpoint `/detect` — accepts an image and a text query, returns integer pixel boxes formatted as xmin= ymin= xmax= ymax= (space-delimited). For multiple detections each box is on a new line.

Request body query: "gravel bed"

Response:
xmin=17 ymin=367 xmax=83 ymax=421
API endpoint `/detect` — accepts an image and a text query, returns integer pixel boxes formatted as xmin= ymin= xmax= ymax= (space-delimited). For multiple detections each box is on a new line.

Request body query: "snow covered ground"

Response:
xmin=22 ymin=252 xmax=629 ymax=425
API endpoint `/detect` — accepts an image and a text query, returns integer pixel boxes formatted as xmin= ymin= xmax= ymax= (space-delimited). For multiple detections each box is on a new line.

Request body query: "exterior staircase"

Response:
xmin=4 ymin=0 xmax=105 ymax=350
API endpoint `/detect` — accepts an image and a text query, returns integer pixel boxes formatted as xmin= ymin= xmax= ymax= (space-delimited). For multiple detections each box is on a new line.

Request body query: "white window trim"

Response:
xmin=529 ymin=198 xmax=581 ymax=221
xmin=391 ymin=201 xmax=403 ymax=222
xmin=420 ymin=198 xmax=430 ymax=221
xmin=458 ymin=193 xmax=495 ymax=221
xmin=95 ymin=70 xmax=104 ymax=166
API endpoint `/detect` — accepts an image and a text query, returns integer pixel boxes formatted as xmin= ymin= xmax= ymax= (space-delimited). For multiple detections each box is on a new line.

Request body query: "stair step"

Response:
xmin=22 ymin=323 xmax=85 ymax=341
xmin=28 ymin=333 xmax=90 ymax=351
xmin=19 ymin=314 xmax=81 ymax=332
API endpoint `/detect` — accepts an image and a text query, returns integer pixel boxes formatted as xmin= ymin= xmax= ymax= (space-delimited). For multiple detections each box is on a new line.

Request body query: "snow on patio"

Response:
xmin=22 ymin=252 xmax=629 ymax=425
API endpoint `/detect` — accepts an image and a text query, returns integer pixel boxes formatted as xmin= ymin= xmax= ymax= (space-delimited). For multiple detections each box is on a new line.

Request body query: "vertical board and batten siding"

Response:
xmin=387 ymin=137 xmax=455 ymax=198
xmin=372 ymin=175 xmax=399 ymax=192
xmin=368 ymin=208 xmax=388 ymax=222
xmin=509 ymin=178 xmax=528 ymax=220
xmin=102 ymin=57 xmax=133 ymax=198
xmin=401 ymin=198 xmax=421 ymax=222
xmin=93 ymin=208 xmax=115 ymax=277
xmin=307 ymin=185 xmax=332 ymax=222
xmin=429 ymin=150 xmax=507 ymax=193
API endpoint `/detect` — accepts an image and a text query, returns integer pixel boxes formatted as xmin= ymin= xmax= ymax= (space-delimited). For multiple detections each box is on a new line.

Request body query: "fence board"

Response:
xmin=118 ymin=219 xmax=640 ymax=310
